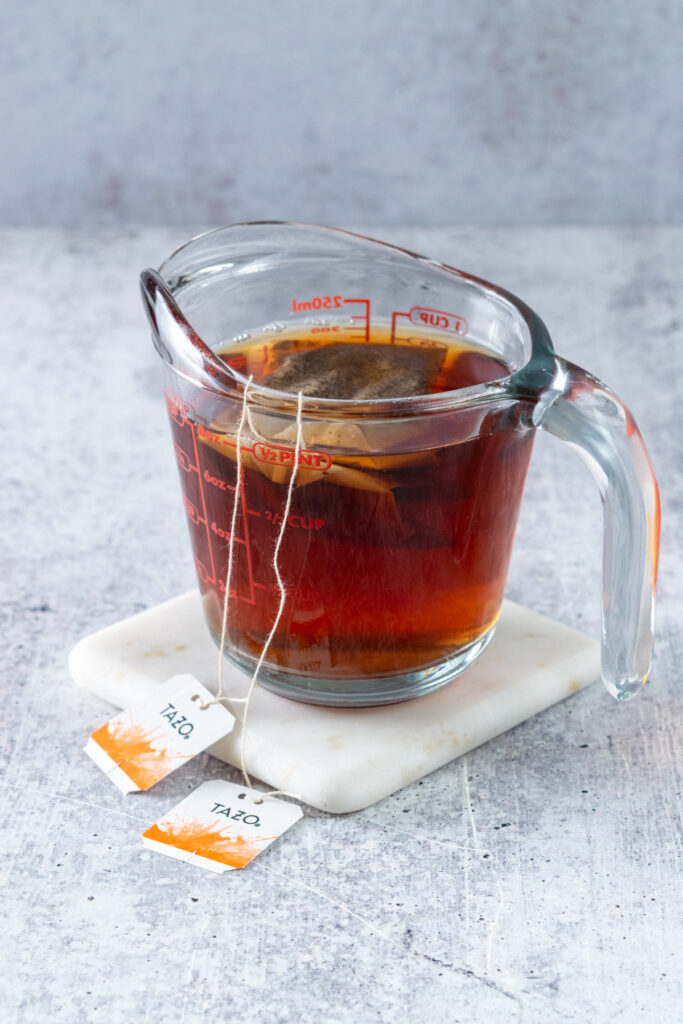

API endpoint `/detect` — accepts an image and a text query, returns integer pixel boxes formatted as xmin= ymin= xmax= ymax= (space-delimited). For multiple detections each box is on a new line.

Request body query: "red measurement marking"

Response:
xmin=170 ymin=404 xmax=270 ymax=604
xmin=288 ymin=296 xmax=370 ymax=340
xmin=390 ymin=310 xmax=405 ymax=343
xmin=215 ymin=578 xmax=256 ymax=606
xmin=174 ymin=443 xmax=193 ymax=473
xmin=181 ymin=415 xmax=335 ymax=605
xmin=391 ymin=307 xmax=468 ymax=341
xmin=264 ymin=511 xmax=326 ymax=530
xmin=200 ymin=428 xmax=331 ymax=474
xmin=195 ymin=558 xmax=211 ymax=584
xmin=211 ymin=521 xmax=246 ymax=544
xmin=203 ymin=461 xmax=266 ymax=604
xmin=183 ymin=497 xmax=204 ymax=526
xmin=252 ymin=442 xmax=331 ymax=472
xmin=166 ymin=393 xmax=189 ymax=426
xmin=196 ymin=424 xmax=239 ymax=451
xmin=226 ymin=354 xmax=247 ymax=371
xmin=189 ymin=422 xmax=217 ymax=585
xmin=291 ymin=294 xmax=343 ymax=312
xmin=343 ymin=298 xmax=370 ymax=343
xmin=203 ymin=468 xmax=235 ymax=493
xmin=238 ymin=466 xmax=257 ymax=603
xmin=410 ymin=306 xmax=468 ymax=335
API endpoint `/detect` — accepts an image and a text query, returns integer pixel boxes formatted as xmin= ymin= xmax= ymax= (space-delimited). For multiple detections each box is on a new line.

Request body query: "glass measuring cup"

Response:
xmin=141 ymin=223 xmax=659 ymax=707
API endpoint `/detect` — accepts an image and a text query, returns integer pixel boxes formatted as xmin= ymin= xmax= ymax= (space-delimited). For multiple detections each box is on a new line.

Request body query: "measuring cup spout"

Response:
xmin=140 ymin=268 xmax=238 ymax=393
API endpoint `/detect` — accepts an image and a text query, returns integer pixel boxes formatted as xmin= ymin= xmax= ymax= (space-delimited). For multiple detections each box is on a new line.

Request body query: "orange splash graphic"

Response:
xmin=144 ymin=814 xmax=275 ymax=868
xmin=92 ymin=714 xmax=191 ymax=789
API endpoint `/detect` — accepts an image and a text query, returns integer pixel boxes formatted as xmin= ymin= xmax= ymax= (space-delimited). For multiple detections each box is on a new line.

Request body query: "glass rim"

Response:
xmin=148 ymin=221 xmax=556 ymax=418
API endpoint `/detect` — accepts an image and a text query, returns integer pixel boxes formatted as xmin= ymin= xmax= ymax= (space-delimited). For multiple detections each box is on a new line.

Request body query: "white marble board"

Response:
xmin=69 ymin=590 xmax=600 ymax=813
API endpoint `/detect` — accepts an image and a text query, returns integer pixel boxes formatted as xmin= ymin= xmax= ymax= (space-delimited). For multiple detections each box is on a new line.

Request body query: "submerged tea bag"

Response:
xmin=262 ymin=342 xmax=445 ymax=400
xmin=200 ymin=342 xmax=446 ymax=493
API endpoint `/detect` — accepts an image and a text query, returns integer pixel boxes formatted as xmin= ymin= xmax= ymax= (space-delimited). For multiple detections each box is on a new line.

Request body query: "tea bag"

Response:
xmin=262 ymin=342 xmax=443 ymax=466
xmin=262 ymin=342 xmax=445 ymax=400
xmin=203 ymin=343 xmax=445 ymax=493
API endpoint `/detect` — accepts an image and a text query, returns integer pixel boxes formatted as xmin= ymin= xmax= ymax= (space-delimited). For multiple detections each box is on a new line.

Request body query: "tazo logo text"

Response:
xmin=211 ymin=802 xmax=261 ymax=827
xmin=253 ymin=442 xmax=331 ymax=472
xmin=159 ymin=702 xmax=195 ymax=740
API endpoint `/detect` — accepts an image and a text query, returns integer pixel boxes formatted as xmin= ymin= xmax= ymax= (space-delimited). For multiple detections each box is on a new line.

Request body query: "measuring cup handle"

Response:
xmin=536 ymin=357 xmax=660 ymax=700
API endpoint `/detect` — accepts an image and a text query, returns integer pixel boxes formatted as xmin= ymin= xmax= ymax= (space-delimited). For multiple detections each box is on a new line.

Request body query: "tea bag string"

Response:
xmin=202 ymin=379 xmax=305 ymax=806
xmin=238 ymin=387 xmax=304 ymax=799
xmin=213 ymin=374 xmax=253 ymax=705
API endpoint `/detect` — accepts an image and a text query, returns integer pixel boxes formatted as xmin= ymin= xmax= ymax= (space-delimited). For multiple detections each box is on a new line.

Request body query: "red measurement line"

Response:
xmin=183 ymin=498 xmax=206 ymax=527
xmin=390 ymin=310 xmax=410 ymax=344
xmin=183 ymin=412 xmax=268 ymax=605
xmin=238 ymin=465 xmax=257 ymax=603
xmin=165 ymin=392 xmax=190 ymax=428
xmin=194 ymin=557 xmax=211 ymax=585
xmin=198 ymin=431 xmax=239 ymax=451
xmin=343 ymin=298 xmax=370 ymax=343
xmin=174 ymin=443 xmax=195 ymax=475
xmin=203 ymin=475 xmax=259 ymax=515
xmin=217 ymin=580 xmax=255 ymax=606
xmin=189 ymin=422 xmax=217 ymax=585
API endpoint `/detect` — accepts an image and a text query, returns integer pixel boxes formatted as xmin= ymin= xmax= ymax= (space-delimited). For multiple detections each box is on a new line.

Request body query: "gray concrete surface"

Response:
xmin=1 ymin=226 xmax=681 ymax=1022
xmin=2 ymin=1 xmax=682 ymax=227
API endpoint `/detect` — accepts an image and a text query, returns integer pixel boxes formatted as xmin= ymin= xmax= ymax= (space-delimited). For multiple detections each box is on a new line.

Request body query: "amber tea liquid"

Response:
xmin=167 ymin=326 xmax=534 ymax=690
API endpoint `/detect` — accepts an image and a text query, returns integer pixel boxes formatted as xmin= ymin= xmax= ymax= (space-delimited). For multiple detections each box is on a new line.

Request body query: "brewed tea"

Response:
xmin=167 ymin=325 xmax=533 ymax=686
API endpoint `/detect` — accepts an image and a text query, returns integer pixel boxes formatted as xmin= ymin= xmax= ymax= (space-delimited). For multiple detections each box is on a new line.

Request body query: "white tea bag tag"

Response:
xmin=142 ymin=779 xmax=303 ymax=873
xmin=84 ymin=675 xmax=235 ymax=794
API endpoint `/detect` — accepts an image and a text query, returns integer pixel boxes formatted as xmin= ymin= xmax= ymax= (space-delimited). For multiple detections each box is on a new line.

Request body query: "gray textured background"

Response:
xmin=2 ymin=225 xmax=682 ymax=1023
xmin=2 ymin=0 xmax=682 ymax=227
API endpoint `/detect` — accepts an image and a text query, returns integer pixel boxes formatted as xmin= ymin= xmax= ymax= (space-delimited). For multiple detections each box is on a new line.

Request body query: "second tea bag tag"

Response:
xmin=84 ymin=674 xmax=235 ymax=793
xmin=142 ymin=779 xmax=303 ymax=872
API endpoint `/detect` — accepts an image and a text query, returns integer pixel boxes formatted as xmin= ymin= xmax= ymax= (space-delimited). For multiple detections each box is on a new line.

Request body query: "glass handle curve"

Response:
xmin=536 ymin=358 xmax=660 ymax=700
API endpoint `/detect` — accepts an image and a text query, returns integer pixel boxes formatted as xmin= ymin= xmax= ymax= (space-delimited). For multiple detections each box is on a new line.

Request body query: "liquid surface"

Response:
xmin=168 ymin=326 xmax=533 ymax=685
xmin=217 ymin=324 xmax=511 ymax=398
